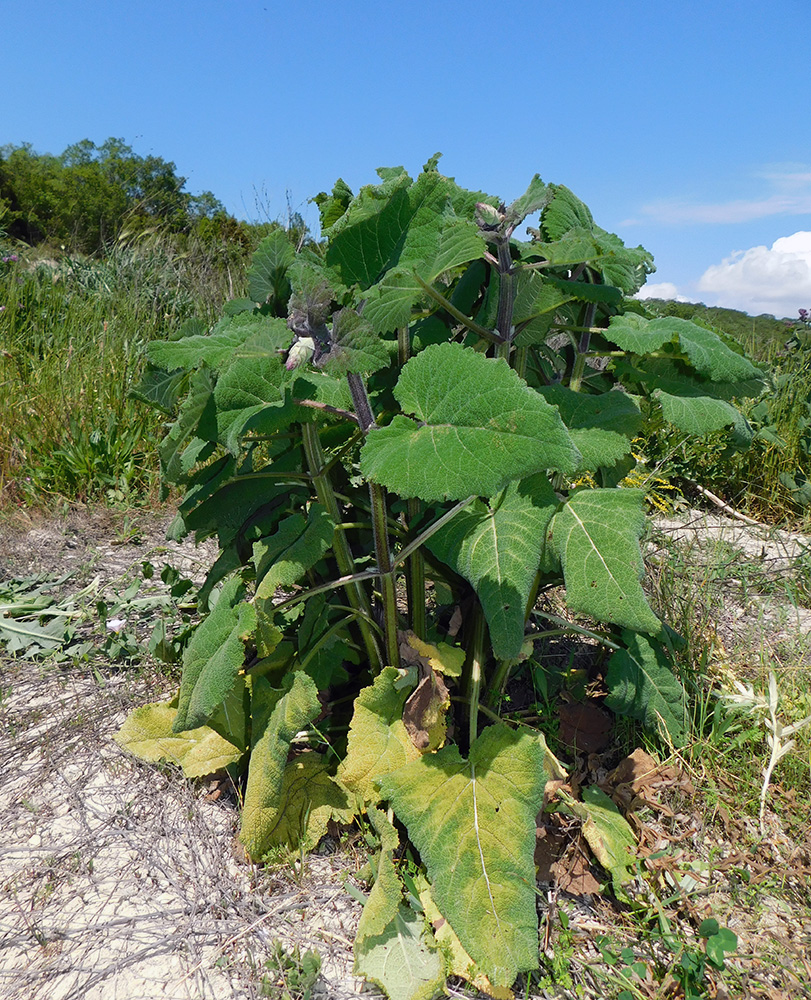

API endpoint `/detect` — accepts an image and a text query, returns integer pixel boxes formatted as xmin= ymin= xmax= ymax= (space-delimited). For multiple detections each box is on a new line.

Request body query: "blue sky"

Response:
xmin=4 ymin=0 xmax=811 ymax=318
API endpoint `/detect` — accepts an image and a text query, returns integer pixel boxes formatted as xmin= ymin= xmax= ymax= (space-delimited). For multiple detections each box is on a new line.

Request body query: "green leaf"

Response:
xmin=545 ymin=275 xmax=623 ymax=306
xmin=159 ymin=368 xmax=217 ymax=483
xmin=182 ymin=465 xmax=301 ymax=548
xmin=222 ymin=297 xmax=256 ymax=316
xmin=655 ymin=389 xmax=749 ymax=438
xmin=253 ymin=505 xmax=335 ymax=602
xmin=174 ymin=578 xmax=256 ymax=732
xmin=607 ymin=315 xmax=762 ymax=383
xmin=213 ymin=355 xmax=290 ymax=454
xmin=506 ymin=174 xmax=550 ymax=226
xmin=542 ymin=185 xmax=594 ymax=240
xmin=354 ymin=808 xmax=446 ymax=1000
xmin=604 ymin=631 xmax=687 ymax=745
xmin=360 ymin=343 xmax=581 ymax=501
xmin=258 ymin=752 xmax=355 ymax=853
xmin=667 ymin=318 xmax=762 ymax=382
xmin=560 ymin=785 xmax=637 ymax=896
xmin=319 ymin=308 xmax=391 ymax=374
xmin=0 ymin=613 xmax=68 ymax=652
xmin=550 ymin=489 xmax=661 ymax=635
xmin=314 ymin=177 xmax=354 ymax=231
xmin=361 ymin=204 xmax=487 ymax=333
xmin=114 ymin=700 xmax=243 ymax=778
xmin=129 ymin=363 xmax=186 ymax=414
xmin=326 ymin=170 xmax=414 ymax=287
xmin=148 ymin=314 xmax=264 ymax=372
xmin=538 ymin=386 xmax=642 ymax=471
xmin=247 ymin=231 xmax=295 ymax=307
xmin=377 ymin=724 xmax=549 ymax=988
xmin=418 ymin=882 xmax=513 ymax=999
xmin=512 ymin=270 xmax=573 ymax=346
xmin=337 ymin=667 xmax=422 ymax=803
xmin=705 ymin=928 xmax=737 ymax=969
xmin=590 ymin=227 xmax=654 ymax=294
xmin=427 ymin=474 xmax=559 ymax=658
xmin=240 ymin=671 xmax=321 ymax=860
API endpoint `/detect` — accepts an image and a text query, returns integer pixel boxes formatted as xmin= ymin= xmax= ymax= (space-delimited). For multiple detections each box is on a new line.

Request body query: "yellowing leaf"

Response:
xmin=405 ymin=633 xmax=465 ymax=678
xmin=378 ymin=724 xmax=549 ymax=987
xmin=240 ymin=672 xmax=321 ymax=860
xmin=337 ymin=667 xmax=421 ymax=802
xmin=114 ymin=700 xmax=243 ymax=779
xmin=419 ymin=883 xmax=513 ymax=999
xmin=558 ymin=785 xmax=637 ymax=897
xmin=260 ymin=753 xmax=355 ymax=853
xmin=355 ymin=808 xmax=446 ymax=1000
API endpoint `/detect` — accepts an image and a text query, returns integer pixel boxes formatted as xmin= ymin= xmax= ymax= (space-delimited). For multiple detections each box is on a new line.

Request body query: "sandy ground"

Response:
xmin=2 ymin=505 xmax=811 ymax=999
xmin=0 ymin=508 xmax=379 ymax=1000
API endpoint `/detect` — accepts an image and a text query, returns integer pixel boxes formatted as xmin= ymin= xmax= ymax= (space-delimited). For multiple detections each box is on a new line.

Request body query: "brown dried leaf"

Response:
xmin=402 ymin=669 xmax=450 ymax=750
xmin=558 ymin=700 xmax=612 ymax=753
xmin=555 ymin=845 xmax=602 ymax=896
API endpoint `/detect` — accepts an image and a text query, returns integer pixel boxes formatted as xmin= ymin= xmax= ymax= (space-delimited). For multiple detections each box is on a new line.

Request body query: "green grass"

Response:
xmin=0 ymin=231 xmax=249 ymax=508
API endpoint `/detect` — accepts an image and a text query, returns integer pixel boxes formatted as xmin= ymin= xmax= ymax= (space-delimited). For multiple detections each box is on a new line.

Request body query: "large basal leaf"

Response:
xmin=419 ymin=881 xmax=514 ymax=1000
xmin=360 ymin=343 xmax=581 ymax=501
xmin=174 ymin=578 xmax=256 ymax=732
xmin=258 ymin=752 xmax=355 ymax=853
xmin=253 ymin=504 xmax=334 ymax=602
xmin=604 ymin=630 xmax=687 ymax=746
xmin=240 ymin=671 xmax=321 ymax=860
xmin=247 ymin=230 xmax=295 ymax=306
xmin=550 ymin=489 xmax=661 ymax=636
xmin=114 ymin=699 xmax=243 ymax=778
xmin=377 ymin=724 xmax=549 ymax=988
xmin=426 ymin=473 xmax=559 ymax=659
xmin=538 ymin=385 xmax=642 ymax=471
xmin=337 ymin=667 xmax=422 ymax=803
xmin=355 ymin=808 xmax=446 ymax=1000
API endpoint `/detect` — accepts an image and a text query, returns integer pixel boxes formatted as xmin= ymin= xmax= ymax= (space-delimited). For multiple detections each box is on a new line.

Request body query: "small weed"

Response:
xmin=261 ymin=942 xmax=321 ymax=1000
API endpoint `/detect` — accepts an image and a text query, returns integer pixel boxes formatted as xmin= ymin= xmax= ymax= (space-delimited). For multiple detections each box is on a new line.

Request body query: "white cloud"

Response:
xmin=635 ymin=282 xmax=690 ymax=302
xmin=624 ymin=166 xmax=811 ymax=226
xmin=696 ymin=231 xmax=811 ymax=318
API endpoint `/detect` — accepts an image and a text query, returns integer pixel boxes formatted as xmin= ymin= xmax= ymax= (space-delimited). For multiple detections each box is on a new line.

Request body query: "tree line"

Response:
xmin=0 ymin=138 xmax=239 ymax=253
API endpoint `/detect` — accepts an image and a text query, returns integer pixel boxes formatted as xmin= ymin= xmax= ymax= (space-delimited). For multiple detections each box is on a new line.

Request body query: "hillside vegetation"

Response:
xmin=641 ymin=297 xmax=795 ymax=360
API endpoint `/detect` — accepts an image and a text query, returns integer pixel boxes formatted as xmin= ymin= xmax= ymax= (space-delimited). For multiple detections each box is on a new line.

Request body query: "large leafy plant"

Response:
xmin=118 ymin=156 xmax=762 ymax=997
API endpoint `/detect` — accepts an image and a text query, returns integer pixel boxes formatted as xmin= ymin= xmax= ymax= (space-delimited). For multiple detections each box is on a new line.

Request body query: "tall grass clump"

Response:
xmin=0 ymin=224 xmax=255 ymax=508
xmin=632 ymin=311 xmax=811 ymax=525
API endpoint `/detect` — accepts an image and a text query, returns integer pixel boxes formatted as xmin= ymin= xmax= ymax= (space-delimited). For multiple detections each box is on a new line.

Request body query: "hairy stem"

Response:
xmin=369 ymin=481 xmax=400 ymax=667
xmin=494 ymin=238 xmax=516 ymax=343
xmin=345 ymin=371 xmax=400 ymax=668
xmin=467 ymin=603 xmax=487 ymax=749
xmin=406 ymin=498 xmax=426 ymax=638
xmin=300 ymin=421 xmax=382 ymax=671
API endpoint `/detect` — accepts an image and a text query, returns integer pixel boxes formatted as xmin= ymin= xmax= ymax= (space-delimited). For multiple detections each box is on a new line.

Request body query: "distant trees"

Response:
xmin=642 ymin=297 xmax=793 ymax=356
xmin=0 ymin=138 xmax=227 ymax=252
